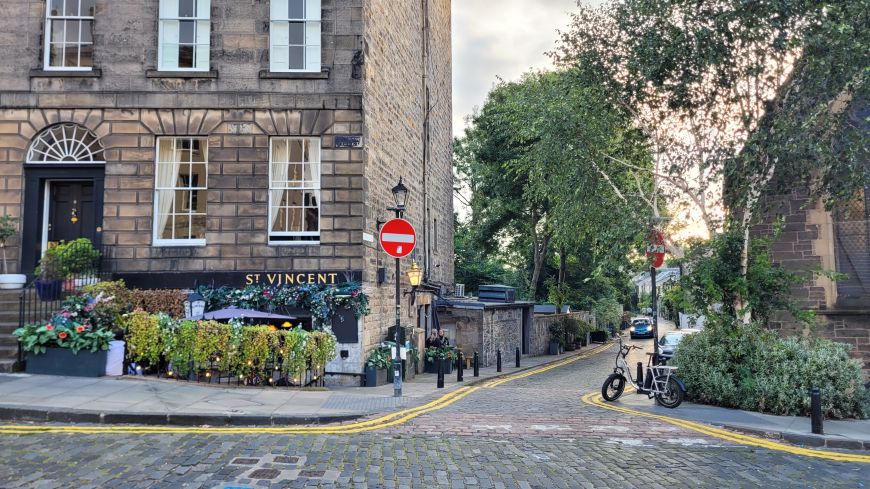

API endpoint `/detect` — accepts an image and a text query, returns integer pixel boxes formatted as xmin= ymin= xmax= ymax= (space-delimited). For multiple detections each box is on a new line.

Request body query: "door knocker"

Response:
xmin=70 ymin=200 xmax=79 ymax=224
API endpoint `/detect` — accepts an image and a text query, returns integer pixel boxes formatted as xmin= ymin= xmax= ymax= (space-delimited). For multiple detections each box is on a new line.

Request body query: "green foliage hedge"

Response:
xmin=674 ymin=319 xmax=870 ymax=419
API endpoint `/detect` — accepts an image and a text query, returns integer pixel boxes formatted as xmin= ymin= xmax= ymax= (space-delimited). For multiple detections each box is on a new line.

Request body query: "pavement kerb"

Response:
xmin=580 ymin=390 xmax=870 ymax=463
xmin=0 ymin=344 xmax=613 ymax=434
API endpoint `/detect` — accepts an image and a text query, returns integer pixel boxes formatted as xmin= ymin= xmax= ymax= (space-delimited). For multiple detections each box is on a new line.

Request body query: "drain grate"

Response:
xmin=248 ymin=469 xmax=281 ymax=480
xmin=273 ymin=456 xmax=300 ymax=464
xmin=230 ymin=458 xmax=259 ymax=465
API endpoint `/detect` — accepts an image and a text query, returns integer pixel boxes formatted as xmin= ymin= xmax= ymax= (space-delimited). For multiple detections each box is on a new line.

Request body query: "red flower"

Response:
xmin=76 ymin=325 xmax=85 ymax=333
xmin=45 ymin=324 xmax=53 ymax=331
xmin=58 ymin=332 xmax=68 ymax=340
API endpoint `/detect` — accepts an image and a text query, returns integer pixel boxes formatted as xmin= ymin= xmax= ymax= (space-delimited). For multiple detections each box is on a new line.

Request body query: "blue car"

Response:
xmin=629 ymin=318 xmax=654 ymax=339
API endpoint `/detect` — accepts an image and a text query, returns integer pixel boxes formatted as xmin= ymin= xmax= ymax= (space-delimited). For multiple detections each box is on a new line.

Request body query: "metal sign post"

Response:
xmin=380 ymin=218 xmax=417 ymax=398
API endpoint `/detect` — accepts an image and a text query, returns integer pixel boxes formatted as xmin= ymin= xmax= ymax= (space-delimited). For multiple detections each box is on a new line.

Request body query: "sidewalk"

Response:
xmin=618 ymin=393 xmax=870 ymax=451
xmin=0 ymin=347 xmax=594 ymax=426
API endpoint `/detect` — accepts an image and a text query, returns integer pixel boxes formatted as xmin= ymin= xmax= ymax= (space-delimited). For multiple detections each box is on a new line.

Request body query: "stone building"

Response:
xmin=754 ymin=185 xmax=870 ymax=376
xmin=0 ymin=0 xmax=454 ymax=376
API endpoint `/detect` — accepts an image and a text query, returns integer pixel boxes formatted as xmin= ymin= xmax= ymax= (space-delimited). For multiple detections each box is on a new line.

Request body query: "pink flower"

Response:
xmin=58 ymin=332 xmax=68 ymax=340
xmin=62 ymin=311 xmax=71 ymax=319
xmin=75 ymin=325 xmax=85 ymax=333
xmin=45 ymin=324 xmax=53 ymax=331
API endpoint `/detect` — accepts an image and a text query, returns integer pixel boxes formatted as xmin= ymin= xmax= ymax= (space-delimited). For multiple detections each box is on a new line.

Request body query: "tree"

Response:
xmin=455 ymin=70 xmax=657 ymax=302
xmin=554 ymin=0 xmax=869 ymax=321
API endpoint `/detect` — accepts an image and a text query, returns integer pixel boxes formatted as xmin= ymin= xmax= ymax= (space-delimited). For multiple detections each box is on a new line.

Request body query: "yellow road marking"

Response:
xmin=581 ymin=390 xmax=870 ymax=464
xmin=0 ymin=345 xmax=612 ymax=436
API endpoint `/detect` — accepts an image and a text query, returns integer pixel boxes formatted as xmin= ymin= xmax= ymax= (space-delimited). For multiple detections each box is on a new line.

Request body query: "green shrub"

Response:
xmin=674 ymin=318 xmax=870 ymax=419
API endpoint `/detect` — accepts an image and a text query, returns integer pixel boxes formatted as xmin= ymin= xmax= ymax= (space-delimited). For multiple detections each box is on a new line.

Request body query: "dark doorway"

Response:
xmin=48 ymin=181 xmax=96 ymax=246
xmin=21 ymin=165 xmax=105 ymax=276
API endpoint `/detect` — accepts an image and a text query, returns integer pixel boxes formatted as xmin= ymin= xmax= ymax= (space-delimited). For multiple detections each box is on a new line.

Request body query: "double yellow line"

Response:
xmin=0 ymin=344 xmax=612 ymax=436
xmin=581 ymin=390 xmax=870 ymax=463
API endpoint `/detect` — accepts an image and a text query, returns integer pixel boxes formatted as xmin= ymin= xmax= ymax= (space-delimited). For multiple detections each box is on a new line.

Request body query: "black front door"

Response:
xmin=48 ymin=181 xmax=96 ymax=246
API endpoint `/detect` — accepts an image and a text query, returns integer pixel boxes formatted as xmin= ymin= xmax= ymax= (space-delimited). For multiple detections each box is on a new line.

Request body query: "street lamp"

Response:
xmin=183 ymin=292 xmax=206 ymax=319
xmin=388 ymin=178 xmax=409 ymax=397
xmin=407 ymin=262 xmax=423 ymax=287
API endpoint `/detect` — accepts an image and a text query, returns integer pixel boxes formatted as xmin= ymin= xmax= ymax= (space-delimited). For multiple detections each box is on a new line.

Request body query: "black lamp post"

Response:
xmin=389 ymin=178 xmax=409 ymax=397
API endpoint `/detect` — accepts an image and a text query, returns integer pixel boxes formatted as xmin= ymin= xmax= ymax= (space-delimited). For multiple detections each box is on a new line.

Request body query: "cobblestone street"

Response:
xmin=0 ymin=337 xmax=867 ymax=488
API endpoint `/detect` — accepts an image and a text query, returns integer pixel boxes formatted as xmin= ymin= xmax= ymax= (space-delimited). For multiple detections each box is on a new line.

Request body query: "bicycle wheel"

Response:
xmin=601 ymin=374 xmax=626 ymax=402
xmin=654 ymin=375 xmax=684 ymax=408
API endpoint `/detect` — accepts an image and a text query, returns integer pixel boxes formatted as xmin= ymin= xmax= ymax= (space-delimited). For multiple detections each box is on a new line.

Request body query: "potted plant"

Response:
xmin=57 ymin=238 xmax=101 ymax=287
xmin=14 ymin=318 xmax=115 ymax=377
xmin=547 ymin=322 xmax=564 ymax=355
xmin=34 ymin=249 xmax=64 ymax=301
xmin=0 ymin=215 xmax=25 ymax=289
xmin=364 ymin=346 xmax=390 ymax=387
xmin=425 ymin=346 xmax=454 ymax=374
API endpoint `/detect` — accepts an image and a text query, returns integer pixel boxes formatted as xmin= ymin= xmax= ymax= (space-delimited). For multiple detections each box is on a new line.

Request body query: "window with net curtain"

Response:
xmin=154 ymin=137 xmax=208 ymax=245
xmin=270 ymin=0 xmax=321 ymax=72
xmin=270 ymin=138 xmax=321 ymax=243
xmin=44 ymin=0 xmax=95 ymax=70
xmin=158 ymin=0 xmax=211 ymax=71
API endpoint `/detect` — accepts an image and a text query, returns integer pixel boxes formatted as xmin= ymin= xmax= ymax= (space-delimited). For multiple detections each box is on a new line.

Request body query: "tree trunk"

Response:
xmin=529 ymin=211 xmax=549 ymax=300
xmin=555 ymin=246 xmax=567 ymax=311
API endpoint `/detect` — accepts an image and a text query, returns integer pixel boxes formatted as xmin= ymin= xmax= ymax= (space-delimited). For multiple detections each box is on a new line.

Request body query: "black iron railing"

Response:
xmin=17 ymin=242 xmax=113 ymax=364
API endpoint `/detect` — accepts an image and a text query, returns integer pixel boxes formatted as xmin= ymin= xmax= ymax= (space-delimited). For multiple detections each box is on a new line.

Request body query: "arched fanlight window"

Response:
xmin=27 ymin=124 xmax=105 ymax=163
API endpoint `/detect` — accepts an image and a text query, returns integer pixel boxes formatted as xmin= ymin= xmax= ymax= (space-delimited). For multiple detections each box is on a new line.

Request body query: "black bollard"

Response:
xmin=457 ymin=351 xmax=464 ymax=382
xmin=473 ymin=351 xmax=480 ymax=377
xmin=515 ymin=347 xmax=521 ymax=368
xmin=811 ymin=387 xmax=823 ymax=434
xmin=497 ymin=349 xmax=502 ymax=372
xmin=637 ymin=362 xmax=644 ymax=386
xmin=437 ymin=358 xmax=445 ymax=389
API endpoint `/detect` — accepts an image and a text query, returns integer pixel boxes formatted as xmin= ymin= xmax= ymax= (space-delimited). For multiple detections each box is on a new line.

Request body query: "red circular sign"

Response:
xmin=379 ymin=219 xmax=417 ymax=258
xmin=646 ymin=229 xmax=666 ymax=268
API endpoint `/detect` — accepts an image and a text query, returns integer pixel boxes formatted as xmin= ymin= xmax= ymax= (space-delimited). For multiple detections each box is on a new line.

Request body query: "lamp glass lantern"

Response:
xmin=391 ymin=177 xmax=409 ymax=210
xmin=184 ymin=292 xmax=206 ymax=319
xmin=407 ymin=262 xmax=423 ymax=287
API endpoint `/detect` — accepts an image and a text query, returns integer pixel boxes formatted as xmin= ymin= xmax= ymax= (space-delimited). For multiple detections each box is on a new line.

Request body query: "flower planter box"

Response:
xmin=548 ymin=340 xmax=560 ymax=356
xmin=26 ymin=347 xmax=107 ymax=377
xmin=425 ymin=358 xmax=453 ymax=375
xmin=35 ymin=279 xmax=63 ymax=301
xmin=364 ymin=366 xmax=387 ymax=387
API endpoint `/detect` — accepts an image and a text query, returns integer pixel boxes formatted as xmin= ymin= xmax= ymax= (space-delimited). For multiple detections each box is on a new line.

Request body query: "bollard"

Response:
xmin=811 ymin=387 xmax=823 ymax=435
xmin=637 ymin=362 xmax=644 ymax=387
xmin=457 ymin=351 xmax=464 ymax=382
xmin=515 ymin=347 xmax=521 ymax=368
xmin=473 ymin=351 xmax=480 ymax=377
xmin=497 ymin=349 xmax=502 ymax=372
xmin=437 ymin=358 xmax=445 ymax=389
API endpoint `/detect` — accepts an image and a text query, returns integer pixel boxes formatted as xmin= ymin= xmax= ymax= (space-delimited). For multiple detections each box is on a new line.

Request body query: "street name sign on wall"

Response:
xmin=379 ymin=219 xmax=417 ymax=258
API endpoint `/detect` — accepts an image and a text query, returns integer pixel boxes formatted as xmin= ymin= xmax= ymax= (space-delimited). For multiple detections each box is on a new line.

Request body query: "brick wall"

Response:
xmin=360 ymin=0 xmax=453 ymax=356
xmin=754 ymin=189 xmax=870 ymax=376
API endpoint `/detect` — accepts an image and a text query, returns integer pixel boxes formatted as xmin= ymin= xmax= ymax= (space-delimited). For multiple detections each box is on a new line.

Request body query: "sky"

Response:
xmin=451 ymin=0 xmax=597 ymax=136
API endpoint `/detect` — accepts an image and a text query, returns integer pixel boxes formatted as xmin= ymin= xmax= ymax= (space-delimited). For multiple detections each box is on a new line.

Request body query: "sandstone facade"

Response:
xmin=0 ymin=0 xmax=453 ymax=377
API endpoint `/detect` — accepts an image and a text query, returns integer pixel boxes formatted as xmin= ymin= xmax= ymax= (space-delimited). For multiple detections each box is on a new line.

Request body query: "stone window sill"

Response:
xmin=145 ymin=70 xmax=219 ymax=79
xmin=259 ymin=68 xmax=330 ymax=80
xmin=30 ymin=68 xmax=102 ymax=78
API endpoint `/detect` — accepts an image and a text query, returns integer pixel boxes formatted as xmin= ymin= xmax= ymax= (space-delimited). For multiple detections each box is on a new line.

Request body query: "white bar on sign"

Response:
xmin=382 ymin=233 xmax=414 ymax=243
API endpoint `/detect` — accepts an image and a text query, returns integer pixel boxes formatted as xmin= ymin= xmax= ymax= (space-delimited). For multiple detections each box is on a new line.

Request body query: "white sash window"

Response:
xmin=269 ymin=138 xmax=321 ymax=244
xmin=270 ymin=0 xmax=321 ymax=73
xmin=154 ymin=137 xmax=209 ymax=246
xmin=44 ymin=0 xmax=95 ymax=70
xmin=158 ymin=0 xmax=211 ymax=71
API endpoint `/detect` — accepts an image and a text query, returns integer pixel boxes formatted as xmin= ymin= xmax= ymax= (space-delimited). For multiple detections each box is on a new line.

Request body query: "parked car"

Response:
xmin=629 ymin=317 xmax=654 ymax=339
xmin=657 ymin=329 xmax=702 ymax=363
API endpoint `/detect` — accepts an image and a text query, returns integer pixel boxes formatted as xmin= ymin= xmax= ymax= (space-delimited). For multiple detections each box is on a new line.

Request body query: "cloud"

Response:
xmin=452 ymin=0 xmax=592 ymax=136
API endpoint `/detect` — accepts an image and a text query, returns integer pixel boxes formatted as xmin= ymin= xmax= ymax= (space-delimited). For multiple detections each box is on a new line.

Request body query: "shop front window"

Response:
xmin=269 ymin=137 xmax=321 ymax=244
xmin=154 ymin=137 xmax=208 ymax=246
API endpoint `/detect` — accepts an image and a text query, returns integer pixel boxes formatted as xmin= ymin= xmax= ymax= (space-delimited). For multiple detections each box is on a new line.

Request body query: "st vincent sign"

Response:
xmin=245 ymin=271 xmax=355 ymax=286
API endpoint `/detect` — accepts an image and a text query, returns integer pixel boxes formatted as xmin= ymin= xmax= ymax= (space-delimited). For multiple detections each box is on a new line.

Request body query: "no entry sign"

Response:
xmin=379 ymin=218 xmax=417 ymax=258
